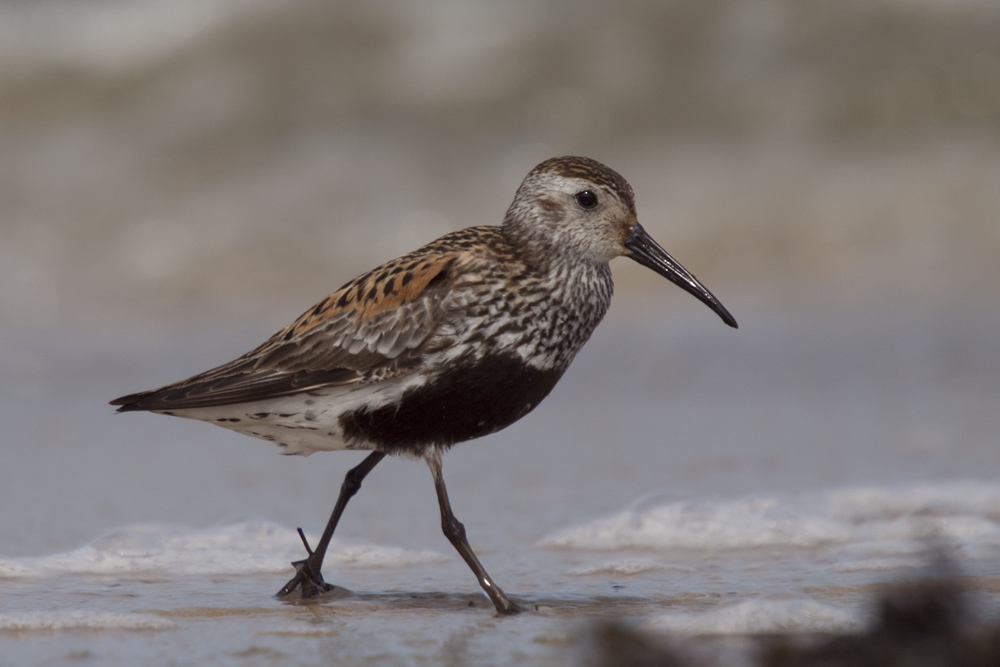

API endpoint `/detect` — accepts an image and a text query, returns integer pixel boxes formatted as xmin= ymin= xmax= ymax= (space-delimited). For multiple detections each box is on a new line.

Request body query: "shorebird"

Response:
xmin=111 ymin=156 xmax=737 ymax=614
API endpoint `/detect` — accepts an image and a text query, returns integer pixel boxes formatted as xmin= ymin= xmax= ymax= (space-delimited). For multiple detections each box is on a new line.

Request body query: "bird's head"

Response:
xmin=503 ymin=156 xmax=738 ymax=328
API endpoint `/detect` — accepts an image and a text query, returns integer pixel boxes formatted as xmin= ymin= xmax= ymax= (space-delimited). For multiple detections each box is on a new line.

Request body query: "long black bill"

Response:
xmin=625 ymin=223 xmax=738 ymax=329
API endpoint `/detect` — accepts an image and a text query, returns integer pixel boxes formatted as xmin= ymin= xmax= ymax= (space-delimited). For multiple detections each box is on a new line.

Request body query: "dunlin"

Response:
xmin=112 ymin=156 xmax=737 ymax=614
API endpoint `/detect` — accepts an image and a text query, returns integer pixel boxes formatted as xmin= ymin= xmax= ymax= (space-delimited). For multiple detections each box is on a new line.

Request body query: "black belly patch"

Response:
xmin=339 ymin=354 xmax=563 ymax=455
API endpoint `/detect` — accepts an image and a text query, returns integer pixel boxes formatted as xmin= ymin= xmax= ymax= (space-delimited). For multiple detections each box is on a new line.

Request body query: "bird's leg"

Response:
xmin=427 ymin=453 xmax=521 ymax=615
xmin=277 ymin=451 xmax=386 ymax=598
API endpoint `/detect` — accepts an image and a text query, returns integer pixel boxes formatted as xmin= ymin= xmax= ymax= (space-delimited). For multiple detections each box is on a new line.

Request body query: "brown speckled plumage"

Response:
xmin=111 ymin=156 xmax=737 ymax=613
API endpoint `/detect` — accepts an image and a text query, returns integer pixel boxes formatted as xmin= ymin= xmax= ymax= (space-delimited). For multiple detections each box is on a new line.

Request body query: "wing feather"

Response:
xmin=110 ymin=235 xmax=493 ymax=413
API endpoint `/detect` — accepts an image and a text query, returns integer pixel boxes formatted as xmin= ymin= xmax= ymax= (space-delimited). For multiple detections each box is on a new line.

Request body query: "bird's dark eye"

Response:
xmin=575 ymin=190 xmax=598 ymax=209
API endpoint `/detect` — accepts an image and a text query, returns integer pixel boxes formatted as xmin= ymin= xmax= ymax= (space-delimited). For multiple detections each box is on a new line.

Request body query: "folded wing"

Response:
xmin=111 ymin=251 xmax=462 ymax=412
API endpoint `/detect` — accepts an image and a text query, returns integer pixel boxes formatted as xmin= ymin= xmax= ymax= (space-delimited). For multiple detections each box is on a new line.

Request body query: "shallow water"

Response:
xmin=2 ymin=304 xmax=999 ymax=665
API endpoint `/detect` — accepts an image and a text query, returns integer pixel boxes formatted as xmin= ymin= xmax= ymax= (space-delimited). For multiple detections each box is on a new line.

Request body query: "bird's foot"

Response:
xmin=495 ymin=599 xmax=522 ymax=615
xmin=276 ymin=556 xmax=334 ymax=599
xmin=484 ymin=584 xmax=522 ymax=615
xmin=276 ymin=528 xmax=335 ymax=599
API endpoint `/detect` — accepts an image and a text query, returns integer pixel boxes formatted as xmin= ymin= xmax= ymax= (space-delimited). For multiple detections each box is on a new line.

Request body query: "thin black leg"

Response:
xmin=427 ymin=454 xmax=520 ymax=615
xmin=277 ymin=451 xmax=386 ymax=598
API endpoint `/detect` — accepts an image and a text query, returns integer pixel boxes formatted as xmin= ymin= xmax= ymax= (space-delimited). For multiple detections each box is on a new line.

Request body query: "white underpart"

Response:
xmin=157 ymin=373 xmax=430 ymax=456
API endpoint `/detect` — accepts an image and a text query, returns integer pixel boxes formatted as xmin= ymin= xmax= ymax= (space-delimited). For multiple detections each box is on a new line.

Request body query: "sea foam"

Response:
xmin=0 ymin=521 xmax=445 ymax=579
xmin=540 ymin=481 xmax=1000 ymax=569
xmin=643 ymin=592 xmax=864 ymax=635
xmin=0 ymin=611 xmax=176 ymax=631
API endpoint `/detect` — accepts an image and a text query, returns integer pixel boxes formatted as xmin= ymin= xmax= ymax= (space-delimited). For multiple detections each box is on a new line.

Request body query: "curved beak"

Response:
xmin=625 ymin=223 xmax=738 ymax=329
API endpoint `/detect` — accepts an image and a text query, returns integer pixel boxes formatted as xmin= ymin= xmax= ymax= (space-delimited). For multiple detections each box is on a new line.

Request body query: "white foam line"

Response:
xmin=0 ymin=611 xmax=176 ymax=632
xmin=643 ymin=593 xmax=865 ymax=635
xmin=539 ymin=481 xmax=1000 ymax=568
xmin=0 ymin=521 xmax=445 ymax=579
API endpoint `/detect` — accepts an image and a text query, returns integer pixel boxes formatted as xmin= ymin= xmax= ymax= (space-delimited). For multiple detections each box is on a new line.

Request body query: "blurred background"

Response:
xmin=2 ymin=0 xmax=999 ymax=556
xmin=2 ymin=0 xmax=998 ymax=337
